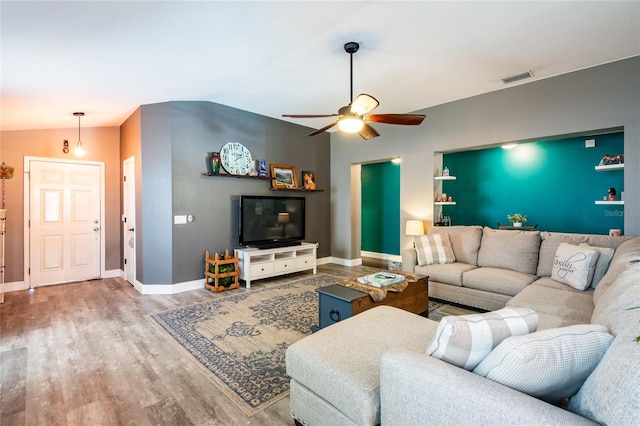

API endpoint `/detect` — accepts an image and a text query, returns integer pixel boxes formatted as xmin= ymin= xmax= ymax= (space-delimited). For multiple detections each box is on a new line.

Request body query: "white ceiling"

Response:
xmin=1 ymin=1 xmax=639 ymax=132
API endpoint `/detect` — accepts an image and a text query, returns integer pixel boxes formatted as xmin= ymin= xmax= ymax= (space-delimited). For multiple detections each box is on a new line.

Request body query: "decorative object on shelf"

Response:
xmin=442 ymin=166 xmax=450 ymax=176
xmin=302 ymin=171 xmax=316 ymax=190
xmin=440 ymin=193 xmax=447 ymax=202
xmin=609 ymin=229 xmax=622 ymax=237
xmin=608 ymin=187 xmax=616 ymax=201
xmin=220 ymin=141 xmax=252 ymax=175
xmin=507 ymin=213 xmax=527 ymax=227
xmin=270 ymin=164 xmax=298 ymax=189
xmin=204 ymin=249 xmax=239 ymax=292
xmin=258 ymin=159 xmax=268 ymax=177
xmin=599 ymin=153 xmax=624 ymax=166
xmin=205 ymin=152 xmax=221 ymax=175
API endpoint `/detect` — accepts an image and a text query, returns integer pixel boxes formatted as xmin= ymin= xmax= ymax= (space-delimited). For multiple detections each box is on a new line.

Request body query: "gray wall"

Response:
xmin=131 ymin=101 xmax=330 ymax=285
xmin=330 ymin=57 xmax=640 ymax=261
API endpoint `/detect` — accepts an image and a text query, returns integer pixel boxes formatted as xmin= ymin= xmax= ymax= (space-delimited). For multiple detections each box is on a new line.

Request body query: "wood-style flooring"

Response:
xmin=0 ymin=261 xmax=476 ymax=425
xmin=0 ymin=263 xmax=394 ymax=426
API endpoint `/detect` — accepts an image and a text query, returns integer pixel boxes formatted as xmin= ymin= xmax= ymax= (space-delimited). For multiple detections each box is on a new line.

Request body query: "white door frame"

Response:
xmin=23 ymin=156 xmax=106 ymax=289
xmin=123 ymin=156 xmax=136 ymax=286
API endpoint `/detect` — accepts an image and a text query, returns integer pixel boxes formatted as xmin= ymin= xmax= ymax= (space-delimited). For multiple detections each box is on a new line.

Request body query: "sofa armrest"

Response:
xmin=402 ymin=248 xmax=418 ymax=273
xmin=380 ymin=350 xmax=596 ymax=426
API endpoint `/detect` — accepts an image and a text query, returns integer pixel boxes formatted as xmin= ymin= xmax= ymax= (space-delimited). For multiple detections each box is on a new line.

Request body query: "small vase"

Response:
xmin=513 ymin=222 xmax=523 ymax=227
xmin=211 ymin=152 xmax=221 ymax=174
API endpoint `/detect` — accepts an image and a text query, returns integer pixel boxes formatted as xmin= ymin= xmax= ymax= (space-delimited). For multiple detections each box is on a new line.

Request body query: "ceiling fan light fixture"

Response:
xmin=338 ymin=116 xmax=364 ymax=133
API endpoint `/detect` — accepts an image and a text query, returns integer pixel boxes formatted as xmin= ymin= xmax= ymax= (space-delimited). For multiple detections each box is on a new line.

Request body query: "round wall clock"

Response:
xmin=220 ymin=142 xmax=253 ymax=175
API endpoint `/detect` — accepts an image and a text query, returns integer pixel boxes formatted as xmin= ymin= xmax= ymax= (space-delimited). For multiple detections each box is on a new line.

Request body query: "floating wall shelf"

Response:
xmin=595 ymin=164 xmax=624 ymax=171
xmin=595 ymin=200 xmax=624 ymax=205
xmin=434 ymin=176 xmax=457 ymax=180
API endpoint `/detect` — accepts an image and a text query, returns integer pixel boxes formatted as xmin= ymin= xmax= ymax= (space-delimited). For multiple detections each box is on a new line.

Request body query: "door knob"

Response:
xmin=128 ymin=228 xmax=134 ymax=232
xmin=94 ymin=227 xmax=100 ymax=231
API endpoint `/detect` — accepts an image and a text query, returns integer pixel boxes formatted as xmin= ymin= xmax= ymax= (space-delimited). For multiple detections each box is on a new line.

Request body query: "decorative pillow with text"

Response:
xmin=415 ymin=233 xmax=456 ymax=266
xmin=551 ymin=243 xmax=600 ymax=290
xmin=578 ymin=243 xmax=614 ymax=288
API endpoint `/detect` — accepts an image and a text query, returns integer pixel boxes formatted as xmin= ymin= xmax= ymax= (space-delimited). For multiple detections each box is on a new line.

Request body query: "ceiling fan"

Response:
xmin=283 ymin=42 xmax=426 ymax=140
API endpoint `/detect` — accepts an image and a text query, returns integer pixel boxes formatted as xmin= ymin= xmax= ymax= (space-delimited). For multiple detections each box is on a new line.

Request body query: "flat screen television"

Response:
xmin=239 ymin=195 xmax=306 ymax=248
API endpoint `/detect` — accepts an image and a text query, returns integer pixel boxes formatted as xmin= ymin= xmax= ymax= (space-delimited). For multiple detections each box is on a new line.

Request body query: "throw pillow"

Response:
xmin=473 ymin=324 xmax=613 ymax=403
xmin=414 ymin=233 xmax=456 ymax=266
xmin=578 ymin=243 xmax=614 ymax=288
xmin=551 ymin=243 xmax=600 ymax=291
xmin=427 ymin=307 xmax=538 ymax=370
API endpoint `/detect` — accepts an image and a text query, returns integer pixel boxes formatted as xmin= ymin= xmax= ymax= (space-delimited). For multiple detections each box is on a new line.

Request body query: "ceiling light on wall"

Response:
xmin=502 ymin=143 xmax=518 ymax=150
xmin=501 ymin=70 xmax=534 ymax=84
xmin=73 ymin=112 xmax=85 ymax=157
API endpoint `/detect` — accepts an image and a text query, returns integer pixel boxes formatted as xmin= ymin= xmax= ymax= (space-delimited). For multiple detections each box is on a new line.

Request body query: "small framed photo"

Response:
xmin=302 ymin=171 xmax=316 ymax=190
xmin=270 ymin=164 xmax=298 ymax=189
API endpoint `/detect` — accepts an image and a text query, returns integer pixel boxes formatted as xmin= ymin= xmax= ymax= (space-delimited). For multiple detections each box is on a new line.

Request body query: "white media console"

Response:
xmin=234 ymin=242 xmax=317 ymax=288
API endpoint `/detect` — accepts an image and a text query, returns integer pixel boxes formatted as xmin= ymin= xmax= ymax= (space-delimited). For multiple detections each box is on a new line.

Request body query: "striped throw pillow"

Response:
xmin=473 ymin=324 xmax=613 ymax=403
xmin=427 ymin=307 xmax=538 ymax=370
xmin=414 ymin=233 xmax=456 ymax=266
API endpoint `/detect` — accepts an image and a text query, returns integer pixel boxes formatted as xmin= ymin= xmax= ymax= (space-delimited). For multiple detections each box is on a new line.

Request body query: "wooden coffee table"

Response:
xmin=315 ymin=273 xmax=429 ymax=330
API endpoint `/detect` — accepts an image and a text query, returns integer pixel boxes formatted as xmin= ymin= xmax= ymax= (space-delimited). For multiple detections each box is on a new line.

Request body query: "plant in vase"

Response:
xmin=507 ymin=213 xmax=527 ymax=227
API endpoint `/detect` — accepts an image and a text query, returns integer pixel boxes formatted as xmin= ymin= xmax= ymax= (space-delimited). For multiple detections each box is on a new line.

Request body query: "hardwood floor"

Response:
xmin=0 ymin=264 xmax=387 ymax=426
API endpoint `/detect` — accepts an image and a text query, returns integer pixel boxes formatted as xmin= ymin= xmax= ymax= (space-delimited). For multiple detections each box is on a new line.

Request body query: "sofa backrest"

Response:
xmin=536 ymin=232 xmax=630 ymax=278
xmin=566 ymin=237 xmax=640 ymax=424
xmin=476 ymin=228 xmax=541 ymax=275
xmin=429 ymin=225 xmax=482 ymax=265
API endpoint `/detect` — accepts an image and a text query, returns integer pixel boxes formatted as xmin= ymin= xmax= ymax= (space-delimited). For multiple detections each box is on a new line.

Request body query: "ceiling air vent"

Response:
xmin=502 ymin=70 xmax=534 ymax=84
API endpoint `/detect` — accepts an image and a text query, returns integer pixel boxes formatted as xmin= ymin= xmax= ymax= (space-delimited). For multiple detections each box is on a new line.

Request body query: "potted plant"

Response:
xmin=507 ymin=213 xmax=528 ymax=227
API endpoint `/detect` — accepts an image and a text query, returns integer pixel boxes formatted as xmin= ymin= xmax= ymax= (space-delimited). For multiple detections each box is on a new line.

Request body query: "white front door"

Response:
xmin=29 ymin=160 xmax=102 ymax=286
xmin=123 ymin=157 xmax=136 ymax=286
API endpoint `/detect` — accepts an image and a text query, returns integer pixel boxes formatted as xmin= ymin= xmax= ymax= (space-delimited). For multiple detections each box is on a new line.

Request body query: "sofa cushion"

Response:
xmin=286 ymin=306 xmax=438 ymax=426
xmin=427 ymin=307 xmax=538 ymax=371
xmin=462 ymin=267 xmax=537 ymax=297
xmin=551 ymin=243 xmax=599 ymax=291
xmin=415 ymin=262 xmax=476 ymax=287
xmin=537 ymin=232 xmax=628 ymax=277
xmin=415 ymin=233 xmax=455 ymax=266
xmin=579 ymin=243 xmax=614 ymax=288
xmin=473 ymin=324 xmax=613 ymax=403
xmin=429 ymin=225 xmax=482 ymax=265
xmin=531 ymin=277 xmax=595 ymax=295
xmin=477 ymin=228 xmax=541 ymax=275
xmin=507 ymin=285 xmax=594 ymax=324
xmin=593 ymin=237 xmax=640 ymax=304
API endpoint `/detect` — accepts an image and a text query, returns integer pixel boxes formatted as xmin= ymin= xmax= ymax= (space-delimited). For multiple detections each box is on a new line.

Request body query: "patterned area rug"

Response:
xmin=146 ymin=273 xmax=445 ymax=416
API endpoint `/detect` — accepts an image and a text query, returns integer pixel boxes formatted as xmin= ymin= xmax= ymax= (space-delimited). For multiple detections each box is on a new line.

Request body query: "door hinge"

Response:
xmin=28 ymin=267 xmax=30 ymax=275
xmin=124 ymin=258 xmax=127 ymax=265
xmin=123 ymin=176 xmax=127 ymax=182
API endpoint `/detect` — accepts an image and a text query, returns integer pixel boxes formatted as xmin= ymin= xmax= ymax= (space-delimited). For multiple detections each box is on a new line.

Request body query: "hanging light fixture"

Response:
xmin=73 ymin=112 xmax=85 ymax=157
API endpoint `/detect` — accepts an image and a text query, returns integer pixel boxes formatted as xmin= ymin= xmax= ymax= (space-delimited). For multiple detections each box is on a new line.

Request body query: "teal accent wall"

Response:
xmin=361 ymin=162 xmax=401 ymax=255
xmin=442 ymin=132 xmax=624 ymax=234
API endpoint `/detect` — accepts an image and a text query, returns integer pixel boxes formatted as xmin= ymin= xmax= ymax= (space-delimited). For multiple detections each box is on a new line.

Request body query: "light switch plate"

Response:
xmin=174 ymin=215 xmax=187 ymax=224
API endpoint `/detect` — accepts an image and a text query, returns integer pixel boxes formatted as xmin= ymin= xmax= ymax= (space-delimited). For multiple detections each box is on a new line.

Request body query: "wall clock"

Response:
xmin=220 ymin=142 xmax=253 ymax=175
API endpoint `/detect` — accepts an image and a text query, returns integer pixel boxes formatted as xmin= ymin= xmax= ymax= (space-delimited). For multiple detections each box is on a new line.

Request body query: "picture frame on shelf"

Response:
xmin=302 ymin=171 xmax=316 ymax=190
xmin=270 ymin=164 xmax=298 ymax=189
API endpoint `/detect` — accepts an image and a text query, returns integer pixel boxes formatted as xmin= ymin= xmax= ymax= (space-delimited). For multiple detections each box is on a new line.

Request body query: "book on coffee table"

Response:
xmin=357 ymin=272 xmax=405 ymax=288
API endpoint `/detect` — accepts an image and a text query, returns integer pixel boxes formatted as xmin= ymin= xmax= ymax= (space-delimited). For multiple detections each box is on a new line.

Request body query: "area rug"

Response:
xmin=146 ymin=273 xmax=445 ymax=416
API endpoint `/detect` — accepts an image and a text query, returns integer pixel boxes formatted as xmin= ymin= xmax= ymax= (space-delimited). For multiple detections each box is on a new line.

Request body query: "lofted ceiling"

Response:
xmin=1 ymin=1 xmax=639 ymax=132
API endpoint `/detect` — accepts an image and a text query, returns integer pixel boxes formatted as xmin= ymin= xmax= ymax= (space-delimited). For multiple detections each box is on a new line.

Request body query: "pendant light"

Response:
xmin=73 ymin=112 xmax=85 ymax=157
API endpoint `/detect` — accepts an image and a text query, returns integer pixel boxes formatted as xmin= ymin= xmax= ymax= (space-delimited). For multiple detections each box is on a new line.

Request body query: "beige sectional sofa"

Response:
xmin=286 ymin=228 xmax=640 ymax=425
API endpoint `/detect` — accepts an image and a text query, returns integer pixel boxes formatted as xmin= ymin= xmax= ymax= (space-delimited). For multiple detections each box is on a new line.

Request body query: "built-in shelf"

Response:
xmin=595 ymin=200 xmax=624 ymax=205
xmin=434 ymin=176 xmax=457 ymax=180
xmin=595 ymin=164 xmax=624 ymax=171
xmin=201 ymin=172 xmax=270 ymax=180
xmin=270 ymin=188 xmax=324 ymax=192
xmin=435 ymin=201 xmax=457 ymax=206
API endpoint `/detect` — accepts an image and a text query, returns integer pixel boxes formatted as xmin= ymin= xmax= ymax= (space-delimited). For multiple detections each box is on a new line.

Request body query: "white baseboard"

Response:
xmin=360 ymin=251 xmax=402 ymax=262
xmin=1 ymin=281 xmax=28 ymax=293
xmin=330 ymin=257 xmax=363 ymax=267
xmin=103 ymin=269 xmax=123 ymax=278
xmin=134 ymin=278 xmax=206 ymax=295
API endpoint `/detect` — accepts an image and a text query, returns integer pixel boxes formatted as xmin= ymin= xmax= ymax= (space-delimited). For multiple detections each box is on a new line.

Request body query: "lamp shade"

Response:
xmin=405 ymin=220 xmax=425 ymax=236
xmin=277 ymin=212 xmax=290 ymax=223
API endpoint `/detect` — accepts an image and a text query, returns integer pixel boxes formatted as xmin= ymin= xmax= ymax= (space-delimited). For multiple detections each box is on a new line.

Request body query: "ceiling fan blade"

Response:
xmin=364 ymin=114 xmax=426 ymax=125
xmin=307 ymin=121 xmax=338 ymax=136
xmin=283 ymin=114 xmax=340 ymax=118
xmin=359 ymin=123 xmax=380 ymax=140
xmin=350 ymin=93 xmax=379 ymax=116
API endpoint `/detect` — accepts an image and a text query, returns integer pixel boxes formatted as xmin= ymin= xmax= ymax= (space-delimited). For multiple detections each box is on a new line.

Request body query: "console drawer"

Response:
xmin=296 ymin=255 xmax=315 ymax=269
xmin=275 ymin=259 xmax=295 ymax=273
xmin=251 ymin=262 xmax=274 ymax=277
